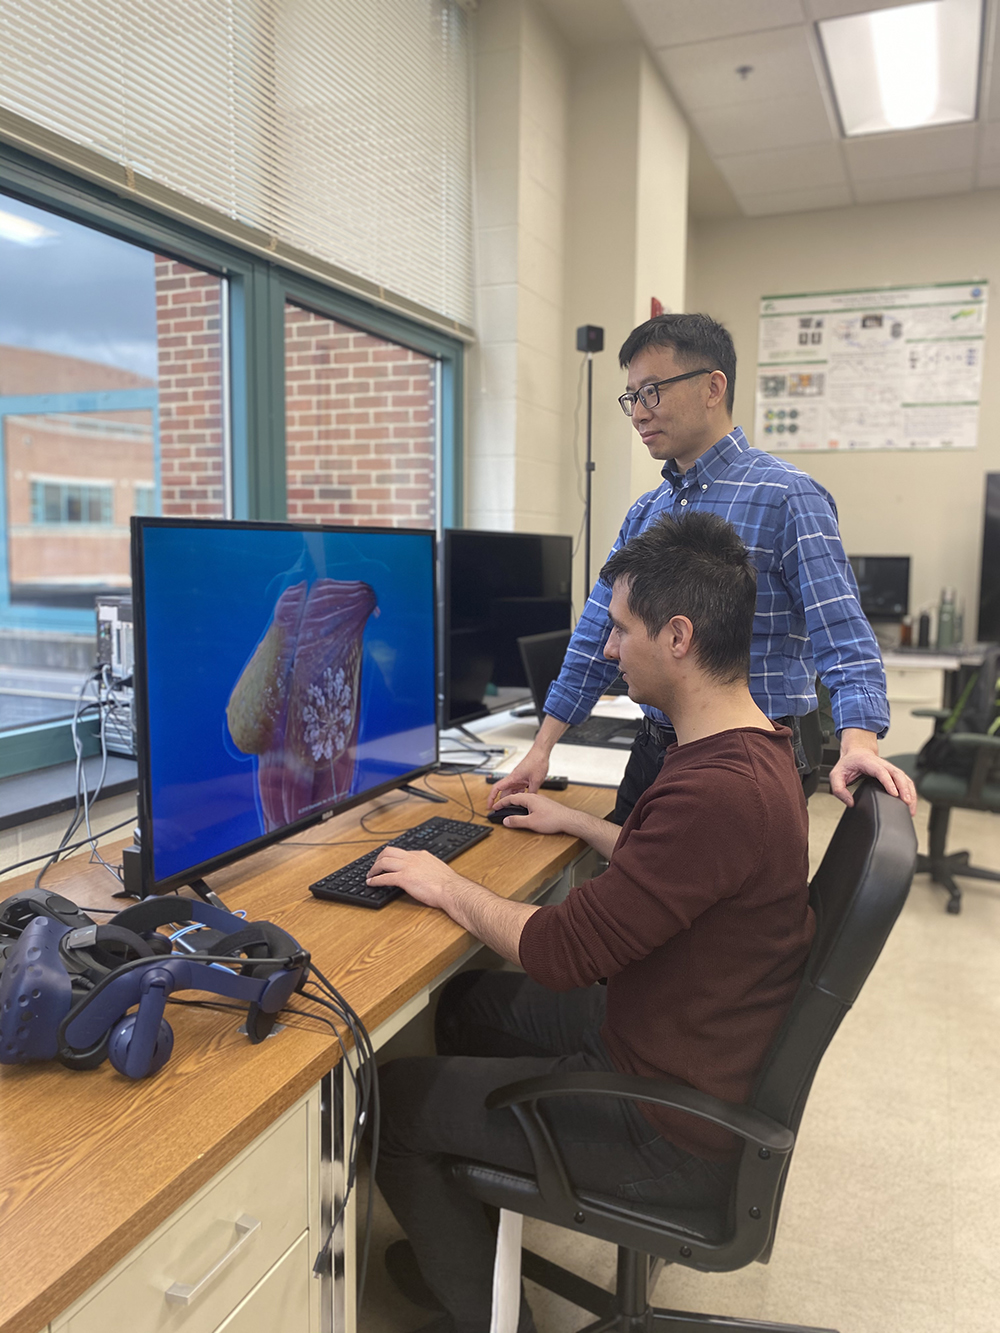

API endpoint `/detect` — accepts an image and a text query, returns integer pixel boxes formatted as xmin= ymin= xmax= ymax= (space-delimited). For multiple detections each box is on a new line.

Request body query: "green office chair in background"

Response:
xmin=888 ymin=645 xmax=1000 ymax=914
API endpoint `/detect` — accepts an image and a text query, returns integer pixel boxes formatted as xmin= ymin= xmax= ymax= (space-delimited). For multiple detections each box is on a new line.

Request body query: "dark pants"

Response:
xmin=376 ymin=970 xmax=730 ymax=1333
xmin=611 ymin=712 xmax=823 ymax=825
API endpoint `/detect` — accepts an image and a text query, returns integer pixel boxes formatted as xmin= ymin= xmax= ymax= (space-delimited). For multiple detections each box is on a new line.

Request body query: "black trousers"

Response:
xmin=377 ymin=970 xmax=731 ymax=1333
xmin=611 ymin=712 xmax=824 ymax=825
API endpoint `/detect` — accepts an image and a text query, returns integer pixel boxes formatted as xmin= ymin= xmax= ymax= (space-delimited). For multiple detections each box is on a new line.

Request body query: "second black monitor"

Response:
xmin=444 ymin=529 xmax=572 ymax=726
xmin=848 ymin=555 xmax=910 ymax=623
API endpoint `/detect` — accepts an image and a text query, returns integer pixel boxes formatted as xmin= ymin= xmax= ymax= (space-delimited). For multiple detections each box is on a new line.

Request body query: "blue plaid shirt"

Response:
xmin=545 ymin=427 xmax=888 ymax=737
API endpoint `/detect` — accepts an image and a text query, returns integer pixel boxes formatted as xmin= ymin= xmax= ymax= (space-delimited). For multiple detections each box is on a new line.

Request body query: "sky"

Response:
xmin=0 ymin=192 xmax=158 ymax=380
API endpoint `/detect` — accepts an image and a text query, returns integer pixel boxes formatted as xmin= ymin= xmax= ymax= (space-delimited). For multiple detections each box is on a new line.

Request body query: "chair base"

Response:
xmin=522 ymin=1248 xmax=837 ymax=1333
xmin=921 ymin=802 xmax=1000 ymax=914
xmin=917 ymin=850 xmax=1000 ymax=914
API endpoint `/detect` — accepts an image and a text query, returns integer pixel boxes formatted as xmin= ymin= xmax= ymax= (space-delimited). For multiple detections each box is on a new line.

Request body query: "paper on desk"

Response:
xmin=490 ymin=1208 xmax=523 ymax=1333
xmin=590 ymin=694 xmax=643 ymax=720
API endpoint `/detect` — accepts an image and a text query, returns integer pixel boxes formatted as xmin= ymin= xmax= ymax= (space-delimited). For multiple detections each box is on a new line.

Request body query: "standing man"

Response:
xmin=490 ymin=313 xmax=917 ymax=822
xmin=368 ymin=514 xmax=815 ymax=1333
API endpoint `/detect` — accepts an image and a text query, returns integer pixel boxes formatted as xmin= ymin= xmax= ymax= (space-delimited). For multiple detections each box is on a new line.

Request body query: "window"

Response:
xmin=30 ymin=481 xmax=114 ymax=526
xmin=0 ymin=190 xmax=227 ymax=734
xmin=285 ymin=303 xmax=437 ymax=529
xmin=0 ymin=148 xmax=465 ymax=777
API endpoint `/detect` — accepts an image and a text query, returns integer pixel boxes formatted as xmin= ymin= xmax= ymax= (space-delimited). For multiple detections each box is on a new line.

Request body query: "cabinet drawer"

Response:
xmin=52 ymin=1097 xmax=311 ymax=1333
xmin=216 ymin=1232 xmax=312 ymax=1333
xmin=884 ymin=667 xmax=944 ymax=705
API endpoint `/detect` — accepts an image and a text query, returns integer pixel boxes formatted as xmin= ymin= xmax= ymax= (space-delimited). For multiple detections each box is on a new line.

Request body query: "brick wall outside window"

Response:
xmin=284 ymin=304 xmax=436 ymax=528
xmin=154 ymin=257 xmax=226 ymax=517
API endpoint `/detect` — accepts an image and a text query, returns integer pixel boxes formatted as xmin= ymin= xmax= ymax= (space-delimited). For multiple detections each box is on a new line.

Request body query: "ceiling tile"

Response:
xmin=652 ymin=24 xmax=819 ymax=111
xmin=803 ymin=0 xmax=914 ymax=16
xmin=843 ymin=123 xmax=978 ymax=180
xmin=716 ymin=140 xmax=847 ymax=194
xmin=624 ymin=0 xmax=805 ymax=48
xmin=692 ymin=89 xmax=835 ymax=154
xmin=852 ymin=169 xmax=977 ymax=202
xmin=739 ymin=182 xmax=854 ymax=214
xmin=977 ymin=162 xmax=1000 ymax=186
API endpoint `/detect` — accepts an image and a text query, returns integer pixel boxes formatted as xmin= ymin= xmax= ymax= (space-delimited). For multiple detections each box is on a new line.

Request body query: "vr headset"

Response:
xmin=0 ymin=889 xmax=310 ymax=1079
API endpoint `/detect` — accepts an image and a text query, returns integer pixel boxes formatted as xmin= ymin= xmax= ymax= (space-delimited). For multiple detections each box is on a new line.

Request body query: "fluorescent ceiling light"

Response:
xmin=0 ymin=208 xmax=57 ymax=246
xmin=819 ymin=0 xmax=982 ymax=137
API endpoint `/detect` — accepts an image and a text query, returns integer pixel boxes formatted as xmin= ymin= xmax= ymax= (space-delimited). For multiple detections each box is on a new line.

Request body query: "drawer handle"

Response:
xmin=165 ymin=1214 xmax=261 ymax=1305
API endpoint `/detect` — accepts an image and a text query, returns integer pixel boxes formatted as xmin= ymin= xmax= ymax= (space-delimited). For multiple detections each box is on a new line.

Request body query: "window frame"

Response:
xmin=0 ymin=141 xmax=465 ymax=779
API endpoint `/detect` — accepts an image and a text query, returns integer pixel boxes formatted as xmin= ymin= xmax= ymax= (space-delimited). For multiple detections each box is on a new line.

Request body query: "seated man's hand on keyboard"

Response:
xmin=491 ymin=792 xmax=572 ymax=834
xmin=366 ymin=848 xmax=468 ymax=909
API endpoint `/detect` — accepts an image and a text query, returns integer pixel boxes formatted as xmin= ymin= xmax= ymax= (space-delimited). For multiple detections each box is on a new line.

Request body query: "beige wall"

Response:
xmin=559 ymin=45 xmax=689 ymax=604
xmin=467 ymin=0 xmax=569 ymax=534
xmin=688 ymin=189 xmax=1000 ymax=630
xmin=466 ymin=0 xmax=689 ymax=612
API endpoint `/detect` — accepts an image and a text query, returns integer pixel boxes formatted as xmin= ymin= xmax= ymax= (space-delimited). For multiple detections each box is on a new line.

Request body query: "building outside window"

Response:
xmin=0 ymin=191 xmax=226 ymax=731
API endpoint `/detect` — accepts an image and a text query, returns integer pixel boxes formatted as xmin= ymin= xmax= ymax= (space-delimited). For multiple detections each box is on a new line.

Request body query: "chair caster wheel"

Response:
xmin=946 ymin=899 xmax=962 ymax=915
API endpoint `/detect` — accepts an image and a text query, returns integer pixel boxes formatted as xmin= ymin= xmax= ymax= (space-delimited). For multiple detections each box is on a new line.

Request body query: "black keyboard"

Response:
xmin=559 ymin=716 xmax=641 ymax=749
xmin=308 ymin=817 xmax=492 ymax=909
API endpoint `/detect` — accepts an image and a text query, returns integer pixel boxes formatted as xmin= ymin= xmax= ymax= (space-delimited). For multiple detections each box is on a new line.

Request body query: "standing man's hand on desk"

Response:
xmin=487 ymin=714 xmax=568 ymax=806
xmin=828 ymin=728 xmax=918 ymax=816
xmin=366 ymin=848 xmax=538 ymax=965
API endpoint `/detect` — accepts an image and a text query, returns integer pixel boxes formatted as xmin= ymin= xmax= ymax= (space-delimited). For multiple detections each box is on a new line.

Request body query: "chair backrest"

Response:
xmin=953 ymin=646 xmax=1000 ymax=735
xmin=518 ymin=629 xmax=572 ymax=719
xmin=750 ymin=779 xmax=917 ymax=1141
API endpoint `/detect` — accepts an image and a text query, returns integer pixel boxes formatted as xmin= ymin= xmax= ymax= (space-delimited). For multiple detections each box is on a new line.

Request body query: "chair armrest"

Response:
xmin=911 ymin=708 xmax=950 ymax=719
xmin=477 ymin=1070 xmax=792 ymax=1246
xmin=486 ymin=1070 xmax=794 ymax=1153
xmin=949 ymin=732 xmax=1000 ymax=750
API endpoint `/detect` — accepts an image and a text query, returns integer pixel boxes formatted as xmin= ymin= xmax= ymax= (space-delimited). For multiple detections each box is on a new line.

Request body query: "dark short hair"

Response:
xmin=618 ymin=313 xmax=736 ymax=414
xmin=600 ymin=512 xmax=756 ymax=684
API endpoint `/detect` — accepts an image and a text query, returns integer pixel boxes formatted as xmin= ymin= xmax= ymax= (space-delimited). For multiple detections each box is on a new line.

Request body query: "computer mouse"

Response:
xmin=487 ymin=804 xmax=530 ymax=824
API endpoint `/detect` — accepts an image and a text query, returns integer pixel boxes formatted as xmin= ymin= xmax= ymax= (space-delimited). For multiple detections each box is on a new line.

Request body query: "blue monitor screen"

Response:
xmin=133 ymin=520 xmax=437 ymax=890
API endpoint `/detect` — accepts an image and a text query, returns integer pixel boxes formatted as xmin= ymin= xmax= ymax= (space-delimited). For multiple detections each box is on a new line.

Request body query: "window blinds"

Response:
xmin=0 ymin=0 xmax=473 ymax=327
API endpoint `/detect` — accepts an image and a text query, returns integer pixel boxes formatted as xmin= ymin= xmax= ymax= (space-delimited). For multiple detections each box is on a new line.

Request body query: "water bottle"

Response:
xmin=936 ymin=587 xmax=955 ymax=651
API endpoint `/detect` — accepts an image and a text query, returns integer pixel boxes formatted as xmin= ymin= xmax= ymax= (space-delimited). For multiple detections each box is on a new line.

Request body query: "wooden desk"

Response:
xmin=0 ymin=775 xmax=614 ymax=1333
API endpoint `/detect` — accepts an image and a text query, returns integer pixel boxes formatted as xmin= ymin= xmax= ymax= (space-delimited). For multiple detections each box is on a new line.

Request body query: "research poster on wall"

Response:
xmin=754 ymin=281 xmax=988 ymax=452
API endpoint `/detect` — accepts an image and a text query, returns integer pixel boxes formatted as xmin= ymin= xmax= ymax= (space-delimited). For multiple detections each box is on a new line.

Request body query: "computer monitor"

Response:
xmin=518 ymin=629 xmax=572 ymax=720
xmin=847 ymin=555 xmax=910 ymax=623
xmin=131 ymin=518 xmax=437 ymax=895
xmin=443 ymin=529 xmax=572 ymax=726
xmin=978 ymin=473 xmax=1000 ymax=643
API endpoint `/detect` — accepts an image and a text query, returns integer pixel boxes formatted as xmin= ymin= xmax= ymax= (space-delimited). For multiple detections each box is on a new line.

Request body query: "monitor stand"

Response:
xmin=400 ymin=784 xmax=449 ymax=805
xmin=188 ymin=878 xmax=228 ymax=911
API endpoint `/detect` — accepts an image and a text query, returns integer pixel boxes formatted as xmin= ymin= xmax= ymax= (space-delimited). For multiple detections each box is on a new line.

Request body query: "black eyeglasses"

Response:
xmin=618 ymin=368 xmax=713 ymax=416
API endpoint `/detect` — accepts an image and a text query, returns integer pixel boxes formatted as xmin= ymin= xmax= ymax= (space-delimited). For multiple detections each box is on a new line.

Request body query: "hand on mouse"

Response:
xmin=489 ymin=792 xmax=575 ymax=835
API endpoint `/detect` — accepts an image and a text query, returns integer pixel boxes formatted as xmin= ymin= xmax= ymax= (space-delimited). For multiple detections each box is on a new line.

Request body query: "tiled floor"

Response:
xmin=361 ymin=793 xmax=1000 ymax=1333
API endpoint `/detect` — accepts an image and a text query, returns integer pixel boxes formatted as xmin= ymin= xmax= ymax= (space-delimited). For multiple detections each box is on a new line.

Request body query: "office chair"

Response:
xmin=448 ymin=779 xmax=917 ymax=1333
xmin=887 ymin=645 xmax=1000 ymax=914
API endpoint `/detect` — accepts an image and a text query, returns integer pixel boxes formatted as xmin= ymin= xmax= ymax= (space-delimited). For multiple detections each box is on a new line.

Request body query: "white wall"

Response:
xmin=688 ymin=189 xmax=1000 ymax=629
xmin=466 ymin=0 xmax=690 ymax=615
xmin=467 ymin=0 xmax=569 ymax=534
xmin=559 ymin=45 xmax=689 ymax=603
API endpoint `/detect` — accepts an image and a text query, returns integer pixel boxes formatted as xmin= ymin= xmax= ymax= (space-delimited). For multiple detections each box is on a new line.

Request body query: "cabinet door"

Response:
xmin=216 ymin=1233 xmax=312 ymax=1333
xmin=52 ymin=1096 xmax=312 ymax=1333
xmin=884 ymin=667 xmax=944 ymax=756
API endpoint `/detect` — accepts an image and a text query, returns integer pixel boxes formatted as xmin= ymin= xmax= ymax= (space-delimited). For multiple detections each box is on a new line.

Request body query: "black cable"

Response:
xmin=162 ymin=982 xmax=376 ymax=1313
xmin=35 ymin=670 xmax=102 ymax=888
xmin=303 ymin=963 xmax=379 ymax=1312
xmin=359 ymin=794 xmax=414 ymax=837
xmin=1 ymin=817 xmax=135 ymax=877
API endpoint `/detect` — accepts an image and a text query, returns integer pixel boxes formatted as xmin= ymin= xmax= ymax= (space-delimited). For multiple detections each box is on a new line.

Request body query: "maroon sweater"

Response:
xmin=518 ymin=726 xmax=814 ymax=1161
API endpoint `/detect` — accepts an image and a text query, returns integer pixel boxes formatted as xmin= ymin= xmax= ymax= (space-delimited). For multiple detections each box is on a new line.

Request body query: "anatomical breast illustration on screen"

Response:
xmin=225 ymin=578 xmax=378 ymax=830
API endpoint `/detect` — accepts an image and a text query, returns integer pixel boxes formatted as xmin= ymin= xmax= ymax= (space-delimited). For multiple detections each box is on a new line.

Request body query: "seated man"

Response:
xmin=368 ymin=512 xmax=816 ymax=1333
